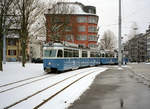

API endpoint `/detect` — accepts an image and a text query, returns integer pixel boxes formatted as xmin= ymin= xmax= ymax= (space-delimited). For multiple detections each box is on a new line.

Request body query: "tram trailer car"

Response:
xmin=43 ymin=43 xmax=128 ymax=73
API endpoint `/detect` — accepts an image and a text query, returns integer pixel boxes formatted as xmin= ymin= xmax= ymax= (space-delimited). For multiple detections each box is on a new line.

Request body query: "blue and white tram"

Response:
xmin=43 ymin=42 xmax=101 ymax=72
xmin=43 ymin=42 xmax=128 ymax=73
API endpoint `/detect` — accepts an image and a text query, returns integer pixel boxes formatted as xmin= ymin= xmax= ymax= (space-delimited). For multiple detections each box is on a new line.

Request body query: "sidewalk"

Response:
xmin=69 ymin=66 xmax=150 ymax=109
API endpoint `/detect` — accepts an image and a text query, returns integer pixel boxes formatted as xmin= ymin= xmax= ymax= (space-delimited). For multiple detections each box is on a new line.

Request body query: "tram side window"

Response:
xmin=96 ymin=52 xmax=99 ymax=57
xmin=105 ymin=53 xmax=109 ymax=57
xmin=102 ymin=53 xmax=105 ymax=57
xmin=57 ymin=50 xmax=63 ymax=57
xmin=64 ymin=49 xmax=68 ymax=57
xmin=90 ymin=52 xmax=98 ymax=57
xmin=64 ymin=49 xmax=79 ymax=57
xmin=82 ymin=51 xmax=87 ymax=57
xmin=90 ymin=52 xmax=94 ymax=57
xmin=64 ymin=49 xmax=73 ymax=57
xmin=73 ymin=50 xmax=79 ymax=57
xmin=69 ymin=50 xmax=73 ymax=57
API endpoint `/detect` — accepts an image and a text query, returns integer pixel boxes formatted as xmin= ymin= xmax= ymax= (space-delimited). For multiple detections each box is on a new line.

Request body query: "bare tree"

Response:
xmin=99 ymin=30 xmax=116 ymax=51
xmin=13 ymin=0 xmax=45 ymax=67
xmin=45 ymin=0 xmax=75 ymax=42
xmin=0 ymin=0 xmax=14 ymax=71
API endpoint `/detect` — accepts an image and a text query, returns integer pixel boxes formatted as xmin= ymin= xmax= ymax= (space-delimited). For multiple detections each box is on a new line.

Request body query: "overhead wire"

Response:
xmin=122 ymin=0 xmax=150 ymax=22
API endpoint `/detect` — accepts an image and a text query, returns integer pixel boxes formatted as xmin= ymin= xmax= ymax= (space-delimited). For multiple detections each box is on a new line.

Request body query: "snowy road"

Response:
xmin=0 ymin=63 xmax=107 ymax=109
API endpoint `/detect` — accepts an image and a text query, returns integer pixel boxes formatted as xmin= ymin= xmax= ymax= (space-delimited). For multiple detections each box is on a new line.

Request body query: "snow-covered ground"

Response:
xmin=0 ymin=62 xmax=45 ymax=85
xmin=0 ymin=62 xmax=107 ymax=109
xmin=128 ymin=62 xmax=150 ymax=65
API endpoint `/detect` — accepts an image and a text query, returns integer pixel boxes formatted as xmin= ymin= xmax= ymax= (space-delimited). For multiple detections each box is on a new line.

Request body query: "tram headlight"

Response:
xmin=48 ymin=62 xmax=51 ymax=65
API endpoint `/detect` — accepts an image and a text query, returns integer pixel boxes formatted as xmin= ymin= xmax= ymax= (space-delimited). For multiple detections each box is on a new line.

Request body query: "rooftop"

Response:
xmin=46 ymin=2 xmax=97 ymax=16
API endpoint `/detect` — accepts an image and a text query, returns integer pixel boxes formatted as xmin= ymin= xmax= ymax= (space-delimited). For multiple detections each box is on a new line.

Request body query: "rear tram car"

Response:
xmin=43 ymin=42 xmax=127 ymax=73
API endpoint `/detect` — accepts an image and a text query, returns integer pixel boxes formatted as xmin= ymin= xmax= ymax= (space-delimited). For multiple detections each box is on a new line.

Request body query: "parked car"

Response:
xmin=32 ymin=58 xmax=43 ymax=63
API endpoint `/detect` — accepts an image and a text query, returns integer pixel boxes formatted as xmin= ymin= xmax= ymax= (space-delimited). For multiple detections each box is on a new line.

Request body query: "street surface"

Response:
xmin=69 ymin=63 xmax=150 ymax=109
xmin=128 ymin=63 xmax=150 ymax=81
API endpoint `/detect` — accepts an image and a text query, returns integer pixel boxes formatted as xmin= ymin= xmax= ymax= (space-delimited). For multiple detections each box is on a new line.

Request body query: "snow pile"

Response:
xmin=145 ymin=62 xmax=150 ymax=64
xmin=129 ymin=62 xmax=138 ymax=64
xmin=117 ymin=67 xmax=124 ymax=70
xmin=0 ymin=62 xmax=45 ymax=85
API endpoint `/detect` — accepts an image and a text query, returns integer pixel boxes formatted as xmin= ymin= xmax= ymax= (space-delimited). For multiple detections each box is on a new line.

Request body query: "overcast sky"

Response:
xmin=43 ymin=0 xmax=150 ymax=41
xmin=68 ymin=0 xmax=150 ymax=40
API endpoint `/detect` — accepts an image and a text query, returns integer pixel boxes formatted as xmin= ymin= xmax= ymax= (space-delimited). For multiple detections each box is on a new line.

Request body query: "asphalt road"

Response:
xmin=128 ymin=63 xmax=150 ymax=79
xmin=69 ymin=64 xmax=150 ymax=109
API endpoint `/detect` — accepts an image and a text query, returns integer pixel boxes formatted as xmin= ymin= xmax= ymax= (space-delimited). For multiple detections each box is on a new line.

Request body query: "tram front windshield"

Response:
xmin=44 ymin=49 xmax=57 ymax=57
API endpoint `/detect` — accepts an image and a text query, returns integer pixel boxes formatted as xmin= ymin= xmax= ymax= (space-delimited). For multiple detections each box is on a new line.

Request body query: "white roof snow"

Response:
xmin=47 ymin=2 xmax=96 ymax=16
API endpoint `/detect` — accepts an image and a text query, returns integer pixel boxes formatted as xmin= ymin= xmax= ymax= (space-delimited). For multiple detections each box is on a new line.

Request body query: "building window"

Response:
xmin=147 ymin=50 xmax=150 ymax=56
xmin=88 ymin=35 xmax=97 ymax=41
xmin=65 ymin=16 xmax=70 ymax=23
xmin=88 ymin=26 xmax=97 ymax=33
xmin=65 ymin=26 xmax=72 ymax=32
xmin=88 ymin=16 xmax=98 ymax=24
xmin=88 ymin=44 xmax=97 ymax=48
xmin=65 ymin=35 xmax=74 ymax=41
xmin=78 ymin=26 xmax=86 ymax=32
xmin=147 ymin=38 xmax=150 ymax=42
xmin=77 ymin=16 xmax=87 ymax=23
xmin=147 ymin=44 xmax=150 ymax=49
xmin=8 ymin=50 xmax=16 ymax=56
xmin=76 ymin=35 xmax=87 ymax=41
xmin=51 ymin=17 xmax=61 ymax=23
xmin=8 ymin=39 xmax=16 ymax=46
xmin=79 ymin=44 xmax=86 ymax=48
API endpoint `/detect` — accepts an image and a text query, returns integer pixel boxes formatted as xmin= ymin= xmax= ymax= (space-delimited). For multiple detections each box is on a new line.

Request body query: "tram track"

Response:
xmin=0 ymin=74 xmax=47 ymax=88
xmin=0 ymin=74 xmax=56 ymax=93
xmin=3 ymin=68 xmax=99 ymax=109
xmin=33 ymin=70 xmax=95 ymax=109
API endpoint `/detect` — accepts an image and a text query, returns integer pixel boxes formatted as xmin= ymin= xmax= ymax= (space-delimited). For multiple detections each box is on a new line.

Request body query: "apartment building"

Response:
xmin=146 ymin=26 xmax=150 ymax=61
xmin=125 ymin=33 xmax=147 ymax=62
xmin=6 ymin=32 xmax=21 ymax=61
xmin=45 ymin=2 xmax=99 ymax=48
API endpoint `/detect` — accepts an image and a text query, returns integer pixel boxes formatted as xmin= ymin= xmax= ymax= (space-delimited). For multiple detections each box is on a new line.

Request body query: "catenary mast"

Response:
xmin=118 ymin=0 xmax=122 ymax=66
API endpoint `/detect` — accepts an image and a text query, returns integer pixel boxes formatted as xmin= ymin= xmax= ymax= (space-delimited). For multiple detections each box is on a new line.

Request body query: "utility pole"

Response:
xmin=118 ymin=0 xmax=122 ymax=66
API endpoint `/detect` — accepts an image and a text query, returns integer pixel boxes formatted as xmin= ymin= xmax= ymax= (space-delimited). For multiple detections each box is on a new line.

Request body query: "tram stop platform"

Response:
xmin=69 ymin=65 xmax=150 ymax=109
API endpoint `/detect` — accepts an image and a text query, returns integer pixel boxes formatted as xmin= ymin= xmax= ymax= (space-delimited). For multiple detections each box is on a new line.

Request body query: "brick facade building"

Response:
xmin=45 ymin=2 xmax=99 ymax=48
